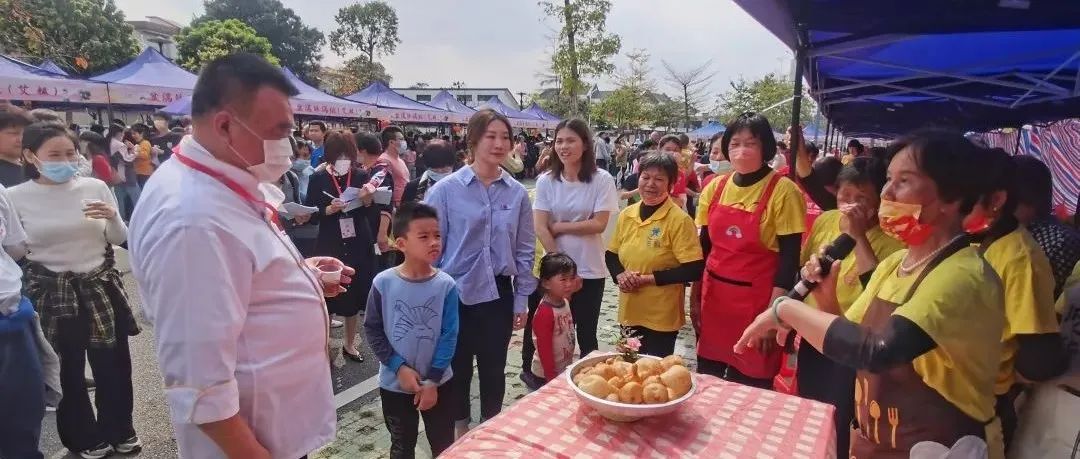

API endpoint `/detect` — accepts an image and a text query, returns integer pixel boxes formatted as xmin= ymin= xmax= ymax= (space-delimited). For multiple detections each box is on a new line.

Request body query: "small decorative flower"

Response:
xmin=613 ymin=327 xmax=642 ymax=362
xmin=625 ymin=337 xmax=641 ymax=352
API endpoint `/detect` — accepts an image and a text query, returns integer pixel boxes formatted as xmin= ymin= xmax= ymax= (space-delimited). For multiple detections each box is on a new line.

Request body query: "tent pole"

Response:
xmin=824 ymin=118 xmax=832 ymax=151
xmin=788 ymin=6 xmax=807 ymax=179
xmin=1013 ymin=125 xmax=1024 ymax=155
xmin=105 ymin=84 xmax=115 ymax=125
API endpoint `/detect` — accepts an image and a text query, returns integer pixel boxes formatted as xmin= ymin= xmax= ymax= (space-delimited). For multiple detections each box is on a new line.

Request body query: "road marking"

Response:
xmin=334 ymin=373 xmax=382 ymax=409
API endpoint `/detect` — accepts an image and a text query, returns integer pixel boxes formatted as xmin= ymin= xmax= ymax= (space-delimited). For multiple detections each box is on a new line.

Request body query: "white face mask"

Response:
xmin=333 ymin=159 xmax=352 ymax=176
xmin=227 ymin=115 xmax=292 ymax=183
xmin=258 ymin=182 xmax=286 ymax=209
xmin=709 ymin=160 xmax=732 ymax=174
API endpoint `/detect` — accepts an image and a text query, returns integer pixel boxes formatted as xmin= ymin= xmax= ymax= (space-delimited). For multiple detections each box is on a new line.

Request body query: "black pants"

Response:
xmin=996 ymin=386 xmax=1022 ymax=452
xmin=380 ymin=385 xmax=454 ymax=459
xmin=452 ymin=276 xmax=514 ymax=422
xmin=696 ymin=356 xmax=773 ymax=389
xmin=597 ymin=159 xmax=608 ymax=171
xmin=795 ymin=343 xmax=855 ymax=455
xmin=0 ymin=316 xmax=45 ymax=459
xmin=521 ymin=278 xmax=606 ymax=368
xmin=56 ymin=337 xmax=136 ymax=451
xmin=623 ymin=325 xmax=678 ymax=357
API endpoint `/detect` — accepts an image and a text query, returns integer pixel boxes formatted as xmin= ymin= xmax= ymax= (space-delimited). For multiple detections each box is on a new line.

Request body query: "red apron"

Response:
xmin=698 ymin=172 xmax=784 ymax=379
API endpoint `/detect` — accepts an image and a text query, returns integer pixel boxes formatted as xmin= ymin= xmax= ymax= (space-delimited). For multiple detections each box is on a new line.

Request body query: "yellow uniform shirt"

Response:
xmin=695 ymin=170 xmax=806 ymax=251
xmin=846 ymin=247 xmax=1004 ymax=423
xmin=608 ymin=198 xmax=702 ymax=332
xmin=801 ymin=210 xmax=905 ymax=314
xmin=1056 ymin=260 xmax=1080 ymax=314
xmin=981 ymin=227 xmax=1059 ymax=394
xmin=133 ymin=140 xmax=154 ymax=176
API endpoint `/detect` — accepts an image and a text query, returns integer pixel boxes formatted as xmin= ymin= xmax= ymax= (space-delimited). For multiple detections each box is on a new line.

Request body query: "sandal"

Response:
xmin=342 ymin=348 xmax=364 ymax=362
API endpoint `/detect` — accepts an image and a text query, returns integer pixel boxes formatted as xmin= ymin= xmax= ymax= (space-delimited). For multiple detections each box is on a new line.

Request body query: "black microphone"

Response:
xmin=787 ymin=234 xmax=856 ymax=301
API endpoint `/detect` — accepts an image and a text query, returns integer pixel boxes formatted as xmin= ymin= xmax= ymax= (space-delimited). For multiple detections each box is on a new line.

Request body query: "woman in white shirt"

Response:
xmin=526 ymin=119 xmax=619 ymax=378
xmin=8 ymin=123 xmax=139 ymax=459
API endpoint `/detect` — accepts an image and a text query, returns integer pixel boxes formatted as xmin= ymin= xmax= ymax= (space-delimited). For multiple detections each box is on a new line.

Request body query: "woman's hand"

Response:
xmin=377 ymin=234 xmax=390 ymax=252
xmin=512 ymin=312 xmax=527 ymax=330
xmin=802 ymin=246 xmax=842 ymax=305
xmin=616 ymin=271 xmax=641 ymax=293
xmin=839 ymin=203 xmax=873 ymax=238
xmin=294 ymin=213 xmax=311 ymax=225
xmin=83 ymin=201 xmax=117 ymax=220
xmin=734 ymin=305 xmax=789 ymax=355
xmin=326 ymin=198 xmax=344 ymax=215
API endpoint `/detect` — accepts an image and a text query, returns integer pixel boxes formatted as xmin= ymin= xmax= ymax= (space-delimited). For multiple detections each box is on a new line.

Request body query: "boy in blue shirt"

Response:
xmin=364 ymin=202 xmax=459 ymax=457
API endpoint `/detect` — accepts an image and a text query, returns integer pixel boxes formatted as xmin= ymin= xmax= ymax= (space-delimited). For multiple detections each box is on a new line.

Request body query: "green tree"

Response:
xmin=648 ymin=99 xmax=682 ymax=130
xmin=198 ymin=0 xmax=324 ymax=82
xmin=715 ymin=72 xmax=816 ymax=131
xmin=319 ymin=56 xmax=391 ymax=96
xmin=591 ymin=87 xmax=647 ymax=129
xmin=539 ymin=0 xmax=621 ymax=116
xmin=329 ymin=1 xmax=400 ymax=65
xmin=0 ymin=0 xmax=139 ymax=75
xmin=176 ymin=19 xmax=278 ymax=72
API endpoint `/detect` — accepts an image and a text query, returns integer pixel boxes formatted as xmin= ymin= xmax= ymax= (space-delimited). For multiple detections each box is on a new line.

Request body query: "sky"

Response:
xmin=114 ymin=0 xmax=792 ymax=109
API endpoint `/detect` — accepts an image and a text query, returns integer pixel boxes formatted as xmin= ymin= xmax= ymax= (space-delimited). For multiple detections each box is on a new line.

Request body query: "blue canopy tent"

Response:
xmin=523 ymin=102 xmax=562 ymax=125
xmin=428 ymin=90 xmax=476 ymax=119
xmin=687 ymin=121 xmax=725 ymax=141
xmin=91 ymin=47 xmax=198 ymax=108
xmin=159 ymin=95 xmax=192 ymax=116
xmin=478 ymin=97 xmax=549 ymax=129
xmin=38 ymin=59 xmax=69 ymax=76
xmin=345 ymin=81 xmax=459 ymax=123
xmin=0 ymin=54 xmax=108 ymax=105
xmin=281 ymin=68 xmax=377 ymax=119
xmin=734 ymin=1 xmax=1080 ymax=140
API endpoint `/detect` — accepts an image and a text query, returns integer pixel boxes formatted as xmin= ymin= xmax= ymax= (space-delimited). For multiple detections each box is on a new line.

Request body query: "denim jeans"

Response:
xmin=0 ymin=301 xmax=46 ymax=459
xmin=114 ymin=183 xmax=141 ymax=221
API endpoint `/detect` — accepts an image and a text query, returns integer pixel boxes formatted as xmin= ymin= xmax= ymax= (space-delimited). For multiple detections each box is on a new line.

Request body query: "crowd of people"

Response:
xmin=1 ymin=51 xmax=1079 ymax=459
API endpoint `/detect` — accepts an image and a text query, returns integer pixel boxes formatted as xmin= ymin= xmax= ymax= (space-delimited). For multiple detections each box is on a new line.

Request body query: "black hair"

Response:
xmin=847 ymin=139 xmax=865 ymax=154
xmin=721 ymin=112 xmax=778 ymax=163
xmin=130 ymin=123 xmax=150 ymax=138
xmin=677 ymin=133 xmax=690 ymax=149
xmin=30 ymin=108 xmax=63 ymax=125
xmin=806 ymin=142 xmax=820 ymax=161
xmin=422 ymin=142 xmax=455 ymax=169
xmin=22 ymin=122 xmax=77 ymax=179
xmin=353 ymin=132 xmax=382 ymax=156
xmin=551 ymin=118 xmax=598 ymax=182
xmin=836 ymin=156 xmax=887 ymax=194
xmin=106 ymin=123 xmax=125 ymax=140
xmin=639 ymin=139 xmax=657 ymax=150
xmin=888 ymin=129 xmax=984 ymax=214
xmin=78 ymin=131 xmax=109 ymax=156
xmin=974 ymin=147 xmax=1019 ymax=217
xmin=1011 ymin=155 xmax=1054 ymax=217
xmin=777 ymin=141 xmax=788 ymax=150
xmin=538 ymin=252 xmax=577 ymax=282
xmin=0 ymin=104 xmax=32 ymax=131
xmin=380 ymin=125 xmax=404 ymax=149
xmin=191 ymin=53 xmax=299 ymax=117
xmin=658 ymin=134 xmax=682 ymax=151
xmin=89 ymin=124 xmax=105 ymax=135
xmin=307 ymin=120 xmax=327 ymax=133
xmin=392 ymin=202 xmax=439 ymax=239
xmin=868 ymin=146 xmax=893 ymax=164
xmin=812 ymin=156 xmax=843 ymax=189
xmin=152 ymin=112 xmax=171 ymax=122
xmin=637 ymin=151 xmax=679 ymax=185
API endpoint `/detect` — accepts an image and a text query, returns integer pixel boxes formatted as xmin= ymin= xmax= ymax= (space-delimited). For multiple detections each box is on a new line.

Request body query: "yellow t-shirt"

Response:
xmin=694 ymin=170 xmax=806 ymax=251
xmin=133 ymin=140 xmax=154 ymax=176
xmin=846 ymin=247 xmax=1004 ymax=423
xmin=981 ymin=227 xmax=1060 ymax=394
xmin=608 ymin=198 xmax=703 ymax=332
xmin=1056 ymin=260 xmax=1080 ymax=314
xmin=801 ymin=210 xmax=905 ymax=314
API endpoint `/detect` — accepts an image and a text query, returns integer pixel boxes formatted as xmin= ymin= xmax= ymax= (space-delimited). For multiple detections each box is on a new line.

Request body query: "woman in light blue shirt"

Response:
xmin=424 ymin=109 xmax=537 ymax=438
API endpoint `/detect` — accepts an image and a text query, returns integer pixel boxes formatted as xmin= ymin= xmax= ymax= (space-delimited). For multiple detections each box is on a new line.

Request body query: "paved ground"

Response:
xmin=37 ymin=178 xmax=705 ymax=458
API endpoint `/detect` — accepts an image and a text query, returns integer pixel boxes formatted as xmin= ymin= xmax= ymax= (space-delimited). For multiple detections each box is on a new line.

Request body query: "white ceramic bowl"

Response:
xmin=566 ymin=353 xmax=696 ymax=422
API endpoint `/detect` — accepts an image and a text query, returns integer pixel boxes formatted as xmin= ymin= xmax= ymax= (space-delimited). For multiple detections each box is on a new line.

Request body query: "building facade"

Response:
xmin=127 ymin=16 xmax=182 ymax=60
xmin=393 ymin=87 xmax=521 ymax=110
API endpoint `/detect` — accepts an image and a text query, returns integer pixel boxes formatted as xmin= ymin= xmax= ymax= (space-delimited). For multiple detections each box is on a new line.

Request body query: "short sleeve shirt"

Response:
xmin=801 ymin=210 xmax=905 ymax=314
xmin=533 ymin=170 xmax=620 ymax=279
xmin=695 ymin=170 xmax=807 ymax=251
xmin=846 ymin=247 xmax=1004 ymax=422
xmin=0 ymin=186 xmax=27 ymax=303
xmin=607 ymin=199 xmax=703 ymax=332
xmin=981 ymin=227 xmax=1060 ymax=394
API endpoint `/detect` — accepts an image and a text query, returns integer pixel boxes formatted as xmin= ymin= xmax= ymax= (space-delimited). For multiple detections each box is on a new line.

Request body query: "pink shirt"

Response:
xmin=379 ymin=152 xmax=410 ymax=207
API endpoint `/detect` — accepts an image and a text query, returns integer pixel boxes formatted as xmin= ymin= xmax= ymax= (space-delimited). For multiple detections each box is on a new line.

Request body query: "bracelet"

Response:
xmin=771 ymin=296 xmax=791 ymax=329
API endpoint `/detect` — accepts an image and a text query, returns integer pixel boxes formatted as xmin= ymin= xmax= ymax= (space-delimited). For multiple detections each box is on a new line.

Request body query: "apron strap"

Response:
xmin=751 ymin=172 xmax=784 ymax=221
xmin=707 ymin=173 xmax=731 ymax=214
xmin=899 ymin=234 xmax=972 ymax=304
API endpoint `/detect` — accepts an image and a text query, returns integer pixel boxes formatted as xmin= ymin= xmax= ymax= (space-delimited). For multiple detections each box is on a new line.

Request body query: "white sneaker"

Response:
xmin=77 ymin=443 xmax=113 ymax=459
xmin=114 ymin=435 xmax=142 ymax=454
xmin=330 ymin=319 xmax=344 ymax=328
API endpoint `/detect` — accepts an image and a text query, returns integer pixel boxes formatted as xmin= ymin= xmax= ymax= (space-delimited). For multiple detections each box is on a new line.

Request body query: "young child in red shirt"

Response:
xmin=530 ymin=253 xmax=582 ymax=386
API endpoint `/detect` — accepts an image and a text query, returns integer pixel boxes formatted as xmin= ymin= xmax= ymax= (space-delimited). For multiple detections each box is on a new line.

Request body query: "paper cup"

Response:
xmin=317 ymin=263 xmax=343 ymax=285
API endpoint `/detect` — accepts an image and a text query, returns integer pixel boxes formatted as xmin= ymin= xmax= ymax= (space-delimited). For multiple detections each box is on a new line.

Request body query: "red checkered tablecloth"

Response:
xmin=442 ymin=372 xmax=837 ymax=459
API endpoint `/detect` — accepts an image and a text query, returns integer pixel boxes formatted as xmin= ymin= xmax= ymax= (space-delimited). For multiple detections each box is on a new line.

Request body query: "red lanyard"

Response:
xmin=173 ymin=152 xmax=282 ymax=229
xmin=329 ymin=167 xmax=352 ymax=196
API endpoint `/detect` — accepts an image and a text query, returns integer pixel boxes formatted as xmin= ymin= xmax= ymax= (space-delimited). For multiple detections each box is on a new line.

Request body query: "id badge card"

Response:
xmin=339 ymin=217 xmax=356 ymax=239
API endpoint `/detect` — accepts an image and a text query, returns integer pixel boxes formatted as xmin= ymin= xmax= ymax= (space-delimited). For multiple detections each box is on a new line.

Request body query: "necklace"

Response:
xmin=897 ymin=234 xmax=964 ymax=277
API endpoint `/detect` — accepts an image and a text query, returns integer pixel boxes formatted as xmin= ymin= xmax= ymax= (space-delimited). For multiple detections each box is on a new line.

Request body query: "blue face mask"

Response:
xmin=291 ymin=159 xmax=310 ymax=171
xmin=38 ymin=160 xmax=79 ymax=183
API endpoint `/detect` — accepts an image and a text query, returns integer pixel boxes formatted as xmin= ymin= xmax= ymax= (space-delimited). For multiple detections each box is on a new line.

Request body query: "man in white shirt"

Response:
xmin=593 ymin=133 xmax=612 ymax=171
xmin=129 ymin=53 xmax=352 ymax=459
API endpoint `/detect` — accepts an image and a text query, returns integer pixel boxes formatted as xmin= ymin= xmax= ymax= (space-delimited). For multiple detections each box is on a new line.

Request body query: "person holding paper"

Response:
xmin=354 ymin=132 xmax=395 ymax=263
xmin=305 ymin=130 xmax=379 ymax=363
